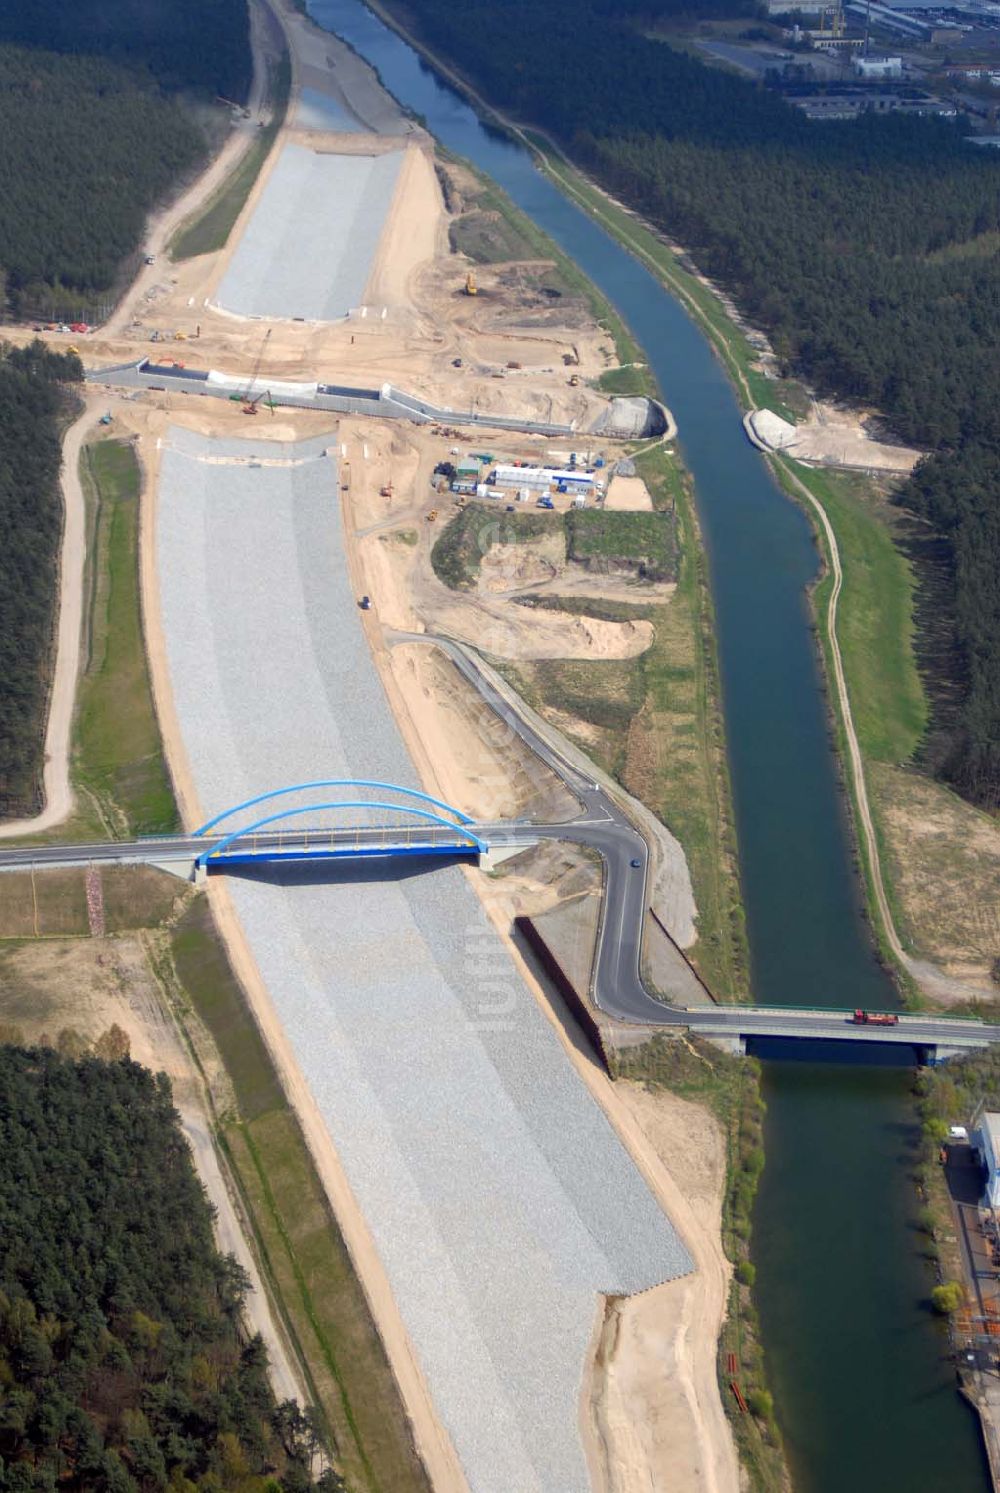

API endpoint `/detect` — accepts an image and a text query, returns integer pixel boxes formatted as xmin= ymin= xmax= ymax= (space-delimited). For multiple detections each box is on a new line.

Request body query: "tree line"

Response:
xmin=0 ymin=1043 xmax=342 ymax=1493
xmin=0 ymin=46 xmax=206 ymax=317
xmin=0 ymin=342 xmax=82 ymax=820
xmin=0 ymin=0 xmax=252 ymax=317
xmin=393 ymin=0 xmax=1000 ymax=806
xmin=0 ymin=0 xmax=251 ymax=104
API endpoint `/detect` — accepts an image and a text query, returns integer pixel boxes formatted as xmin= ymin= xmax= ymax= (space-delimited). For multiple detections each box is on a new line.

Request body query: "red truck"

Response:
xmin=852 ymin=1009 xmax=899 ymax=1026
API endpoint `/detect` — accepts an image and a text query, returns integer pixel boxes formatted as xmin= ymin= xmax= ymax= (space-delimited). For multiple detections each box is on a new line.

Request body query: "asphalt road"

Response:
xmin=3 ymin=631 xmax=995 ymax=1053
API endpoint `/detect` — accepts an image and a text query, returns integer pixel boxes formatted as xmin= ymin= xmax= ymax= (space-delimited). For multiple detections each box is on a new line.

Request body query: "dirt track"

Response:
xmin=0 ymin=401 xmax=102 ymax=839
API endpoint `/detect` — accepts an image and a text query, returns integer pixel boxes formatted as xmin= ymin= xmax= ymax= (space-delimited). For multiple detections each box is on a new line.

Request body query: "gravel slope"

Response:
xmin=213 ymin=143 xmax=403 ymax=321
xmin=155 ymin=429 xmax=691 ymax=1493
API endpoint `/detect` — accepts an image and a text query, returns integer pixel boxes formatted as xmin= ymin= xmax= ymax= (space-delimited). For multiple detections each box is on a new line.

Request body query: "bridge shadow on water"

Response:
xmin=748 ymin=1036 xmax=928 ymax=1067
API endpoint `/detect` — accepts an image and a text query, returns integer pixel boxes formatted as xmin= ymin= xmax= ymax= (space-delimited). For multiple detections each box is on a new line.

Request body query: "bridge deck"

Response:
xmin=0 ymin=827 xmax=996 ymax=1052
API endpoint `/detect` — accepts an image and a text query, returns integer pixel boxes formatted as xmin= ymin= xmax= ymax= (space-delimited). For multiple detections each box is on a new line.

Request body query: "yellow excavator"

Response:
xmin=464 ymin=271 xmax=478 ymax=297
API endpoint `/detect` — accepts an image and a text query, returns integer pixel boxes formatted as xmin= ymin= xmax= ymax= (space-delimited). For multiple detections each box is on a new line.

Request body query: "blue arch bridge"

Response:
xmin=188 ymin=780 xmax=492 ymax=875
xmin=1 ymin=778 xmax=999 ymax=1056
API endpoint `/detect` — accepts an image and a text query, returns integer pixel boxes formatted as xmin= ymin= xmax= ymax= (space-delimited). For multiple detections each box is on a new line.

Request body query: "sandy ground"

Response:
xmin=590 ymin=1082 xmax=739 ymax=1493
xmin=605 ymin=474 xmax=654 ymax=512
xmin=389 ymin=642 xmax=579 ymax=821
xmin=0 ymin=930 xmax=307 ymax=1408
xmin=750 ymin=402 xmax=920 ymax=474
xmin=365 ymin=145 xmax=445 ymax=306
xmin=872 ymin=762 xmax=1000 ymax=998
xmin=346 ymin=420 xmax=657 ymax=661
xmin=0 ymin=400 xmax=104 ymax=837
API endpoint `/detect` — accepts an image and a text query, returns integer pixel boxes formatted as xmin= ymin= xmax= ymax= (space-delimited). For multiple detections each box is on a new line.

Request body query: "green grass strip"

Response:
xmin=74 ymin=439 xmax=178 ymax=836
xmin=171 ymin=52 xmax=291 ymax=261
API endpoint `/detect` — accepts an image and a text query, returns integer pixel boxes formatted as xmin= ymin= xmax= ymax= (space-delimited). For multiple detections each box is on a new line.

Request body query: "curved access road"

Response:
xmin=387 ymin=633 xmax=999 ymax=1054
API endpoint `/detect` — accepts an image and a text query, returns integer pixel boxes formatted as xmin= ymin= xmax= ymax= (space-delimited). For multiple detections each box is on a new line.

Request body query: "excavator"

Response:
xmin=464 ymin=270 xmax=478 ymax=297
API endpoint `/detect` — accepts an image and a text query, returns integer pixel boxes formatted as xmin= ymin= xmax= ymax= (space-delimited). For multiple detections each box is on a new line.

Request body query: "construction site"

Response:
xmin=27 ymin=1 xmax=743 ymax=1490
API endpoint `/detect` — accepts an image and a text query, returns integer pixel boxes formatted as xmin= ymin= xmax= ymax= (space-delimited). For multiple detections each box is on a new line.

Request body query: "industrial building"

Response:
xmin=854 ymin=52 xmax=903 ymax=75
xmin=491 ymin=463 xmax=596 ymax=490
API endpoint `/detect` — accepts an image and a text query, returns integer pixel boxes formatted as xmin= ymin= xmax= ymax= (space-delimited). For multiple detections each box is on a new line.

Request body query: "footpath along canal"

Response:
xmin=306 ymin=1 xmax=992 ymax=1484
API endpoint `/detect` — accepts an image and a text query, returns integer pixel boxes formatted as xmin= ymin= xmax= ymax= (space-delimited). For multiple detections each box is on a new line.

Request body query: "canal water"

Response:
xmin=305 ymin=1 xmax=992 ymax=1484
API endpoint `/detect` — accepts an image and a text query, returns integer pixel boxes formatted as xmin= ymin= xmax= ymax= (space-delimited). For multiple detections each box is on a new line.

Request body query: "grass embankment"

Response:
xmin=431 ymin=503 xmax=554 ymax=589
xmin=442 ymin=152 xmax=656 ymax=393
xmin=75 ymin=438 xmax=178 ymax=837
xmin=170 ymin=52 xmax=291 ymax=261
xmin=0 ymin=866 xmax=184 ymax=941
xmin=614 ymin=1035 xmax=785 ymax=1490
xmin=792 ymin=464 xmax=925 ymax=766
xmin=433 ymin=458 xmax=746 ymax=1000
xmin=165 ymin=897 xmax=430 ymax=1493
xmin=566 ymin=506 xmax=676 ymax=580
xmin=772 ymin=458 xmax=930 ymax=981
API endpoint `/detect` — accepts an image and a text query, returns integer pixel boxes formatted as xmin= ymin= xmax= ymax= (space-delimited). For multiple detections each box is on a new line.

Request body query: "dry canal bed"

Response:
xmin=212 ymin=141 xmax=403 ymax=322
xmin=154 ymin=428 xmax=691 ymax=1493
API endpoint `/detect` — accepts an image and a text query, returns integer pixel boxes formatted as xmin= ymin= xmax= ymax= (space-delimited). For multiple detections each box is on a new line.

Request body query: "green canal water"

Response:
xmin=304 ymin=2 xmax=992 ymax=1483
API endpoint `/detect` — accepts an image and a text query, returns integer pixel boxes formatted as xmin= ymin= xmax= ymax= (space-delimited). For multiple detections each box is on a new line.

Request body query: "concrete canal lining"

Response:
xmin=154 ymin=429 xmax=692 ymax=1493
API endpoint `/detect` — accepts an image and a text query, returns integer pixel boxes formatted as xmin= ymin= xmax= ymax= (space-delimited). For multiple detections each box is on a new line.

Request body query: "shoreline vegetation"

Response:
xmin=365 ymin=0 xmax=1000 ymax=1012
xmin=329 ymin=0 xmax=995 ymax=1477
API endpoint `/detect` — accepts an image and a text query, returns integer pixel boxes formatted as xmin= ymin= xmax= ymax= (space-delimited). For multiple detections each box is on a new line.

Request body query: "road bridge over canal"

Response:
xmin=2 ymin=774 xmax=995 ymax=1061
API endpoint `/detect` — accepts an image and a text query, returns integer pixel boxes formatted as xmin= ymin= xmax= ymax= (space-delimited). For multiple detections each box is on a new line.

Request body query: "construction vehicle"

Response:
xmin=427 ymin=509 xmax=438 ymax=522
xmin=242 ymin=390 xmax=274 ymax=417
xmin=851 ymin=1009 xmax=899 ymax=1026
xmin=241 ymin=327 xmax=272 ymax=414
xmin=174 ymin=331 xmax=188 ymax=341
xmin=67 ymin=345 xmax=80 ymax=357
xmin=99 ymin=412 xmax=112 ymax=426
xmin=568 ymin=374 xmax=580 ymax=387
xmin=464 ymin=271 xmax=478 ymax=297
xmin=379 ymin=482 xmax=393 ymax=498
xmin=359 ymin=595 xmax=372 ymax=610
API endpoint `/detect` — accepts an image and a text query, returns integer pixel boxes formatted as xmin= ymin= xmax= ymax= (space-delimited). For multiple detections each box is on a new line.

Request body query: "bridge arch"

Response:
xmin=194 ymin=779 xmax=473 ymax=836
xmin=197 ymin=799 xmax=485 ymax=868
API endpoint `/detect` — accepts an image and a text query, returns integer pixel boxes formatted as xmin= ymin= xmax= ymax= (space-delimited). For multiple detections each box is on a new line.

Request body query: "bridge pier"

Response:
xmin=702 ymin=1032 xmax=747 ymax=1057
xmin=479 ymin=841 xmax=530 ymax=873
xmin=148 ymin=858 xmax=199 ymax=883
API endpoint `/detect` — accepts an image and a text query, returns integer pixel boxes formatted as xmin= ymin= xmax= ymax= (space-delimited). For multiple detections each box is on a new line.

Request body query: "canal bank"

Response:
xmin=302 ymin=0 xmax=993 ymax=1486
